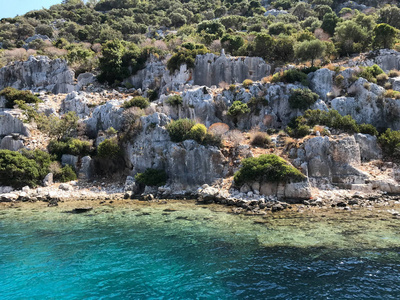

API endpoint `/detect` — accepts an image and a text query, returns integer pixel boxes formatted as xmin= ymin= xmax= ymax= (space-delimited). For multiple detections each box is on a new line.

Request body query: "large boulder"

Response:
xmin=354 ymin=133 xmax=382 ymax=161
xmin=125 ymin=113 xmax=229 ymax=190
xmin=85 ymin=100 xmax=124 ymax=137
xmin=300 ymin=136 xmax=368 ymax=186
xmin=193 ymin=52 xmax=271 ymax=86
xmin=0 ymin=135 xmax=24 ymax=151
xmin=0 ymin=110 xmax=30 ymax=136
xmin=0 ymin=56 xmax=75 ymax=93
xmin=61 ymin=91 xmax=91 ymax=118
xmin=308 ymin=68 xmax=334 ymax=101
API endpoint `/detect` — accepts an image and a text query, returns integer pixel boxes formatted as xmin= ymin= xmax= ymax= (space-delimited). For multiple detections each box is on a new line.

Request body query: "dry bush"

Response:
xmin=144 ymin=105 xmax=156 ymax=115
xmin=91 ymin=43 xmax=102 ymax=53
xmin=49 ymin=161 xmax=62 ymax=175
xmin=209 ymin=122 xmax=230 ymax=136
xmin=209 ymin=39 xmax=222 ymax=53
xmin=43 ymin=46 xmax=68 ymax=58
xmin=167 ymin=37 xmax=183 ymax=52
xmin=261 ymin=75 xmax=272 ymax=84
xmin=314 ymin=28 xmax=330 ymax=41
xmin=388 ymin=69 xmax=400 ymax=78
xmin=219 ymin=81 xmax=229 ymax=90
xmin=225 ymin=129 xmax=245 ymax=147
xmin=154 ymin=40 xmax=168 ymax=51
xmin=250 ymin=130 xmax=271 ymax=148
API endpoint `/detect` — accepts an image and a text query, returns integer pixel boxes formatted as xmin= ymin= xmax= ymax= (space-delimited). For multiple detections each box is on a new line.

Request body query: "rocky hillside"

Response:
xmin=3 ymin=1 xmax=400 ymax=209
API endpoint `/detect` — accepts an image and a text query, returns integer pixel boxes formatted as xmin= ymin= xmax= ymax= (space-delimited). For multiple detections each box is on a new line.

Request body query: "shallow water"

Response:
xmin=1 ymin=201 xmax=400 ymax=299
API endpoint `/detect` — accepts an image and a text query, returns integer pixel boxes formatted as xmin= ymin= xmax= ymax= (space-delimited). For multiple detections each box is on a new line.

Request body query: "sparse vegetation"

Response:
xmin=0 ymin=87 xmax=41 ymax=108
xmin=135 ymin=168 xmax=167 ymax=186
xmin=123 ymin=96 xmax=150 ymax=109
xmin=234 ymin=154 xmax=305 ymax=186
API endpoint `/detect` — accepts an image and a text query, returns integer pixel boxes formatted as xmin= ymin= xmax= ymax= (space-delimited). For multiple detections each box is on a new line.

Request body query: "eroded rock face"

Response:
xmin=367 ymin=49 xmax=400 ymax=72
xmin=85 ymin=100 xmax=124 ymax=137
xmin=354 ymin=133 xmax=382 ymax=162
xmin=331 ymin=77 xmax=400 ymax=129
xmin=0 ymin=135 xmax=24 ymax=151
xmin=61 ymin=91 xmax=91 ymax=118
xmin=193 ymin=53 xmax=271 ymax=86
xmin=0 ymin=56 xmax=75 ymax=93
xmin=0 ymin=110 xmax=30 ymax=136
xmin=298 ymin=136 xmax=369 ymax=187
xmin=309 ymin=68 xmax=334 ymax=101
xmin=125 ymin=113 xmax=229 ymax=190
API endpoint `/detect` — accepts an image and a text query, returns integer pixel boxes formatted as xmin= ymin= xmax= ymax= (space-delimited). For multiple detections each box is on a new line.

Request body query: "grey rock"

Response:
xmin=76 ymin=72 xmax=95 ymax=91
xmin=78 ymin=156 xmax=93 ymax=180
xmin=85 ymin=100 xmax=124 ymax=137
xmin=61 ymin=154 xmax=78 ymax=169
xmin=59 ymin=183 xmax=71 ymax=191
xmin=193 ymin=53 xmax=271 ymax=86
xmin=354 ymin=133 xmax=382 ymax=161
xmin=0 ymin=56 xmax=75 ymax=93
xmin=61 ymin=91 xmax=91 ymax=118
xmin=25 ymin=34 xmax=51 ymax=44
xmin=43 ymin=173 xmax=53 ymax=187
xmin=0 ymin=135 xmax=24 ymax=151
xmin=124 ymin=176 xmax=138 ymax=194
xmin=309 ymin=68 xmax=334 ymax=101
xmin=0 ymin=110 xmax=30 ymax=136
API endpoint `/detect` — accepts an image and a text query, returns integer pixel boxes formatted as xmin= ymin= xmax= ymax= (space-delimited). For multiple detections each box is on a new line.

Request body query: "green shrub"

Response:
xmin=227 ymin=101 xmax=250 ymax=117
xmin=0 ymin=150 xmax=40 ymax=188
xmin=166 ymin=95 xmax=183 ymax=106
xmin=271 ymin=69 xmax=308 ymax=84
xmin=166 ymin=119 xmax=195 ymax=142
xmin=135 ymin=168 xmax=167 ymax=186
xmin=378 ymin=128 xmax=400 ymax=159
xmin=234 ymin=154 xmax=305 ymax=186
xmin=59 ymin=165 xmax=77 ymax=182
xmin=334 ymin=74 xmax=345 ymax=86
xmin=289 ymin=88 xmax=318 ymax=110
xmin=385 ymin=89 xmax=400 ymax=99
xmin=20 ymin=149 xmax=53 ymax=179
xmin=0 ymin=87 xmax=41 ymax=108
xmin=248 ymin=96 xmax=269 ymax=107
xmin=358 ymin=64 xmax=384 ymax=83
xmin=242 ymin=79 xmax=254 ymax=88
xmin=97 ymin=138 xmax=120 ymax=158
xmin=186 ymin=123 xmax=207 ymax=143
xmin=123 ymin=96 xmax=149 ymax=109
xmin=286 ymin=116 xmax=311 ymax=138
xmin=167 ymin=45 xmax=209 ymax=73
xmin=358 ymin=123 xmax=378 ymax=136
xmin=48 ymin=138 xmax=91 ymax=160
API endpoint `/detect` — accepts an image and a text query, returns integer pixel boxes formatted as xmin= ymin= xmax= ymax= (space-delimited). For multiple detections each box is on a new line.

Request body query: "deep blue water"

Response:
xmin=1 ymin=204 xmax=400 ymax=299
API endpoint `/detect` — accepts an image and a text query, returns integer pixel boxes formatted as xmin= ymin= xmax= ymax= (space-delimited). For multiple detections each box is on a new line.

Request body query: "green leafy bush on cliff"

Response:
xmin=135 ymin=168 xmax=167 ymax=187
xmin=0 ymin=87 xmax=41 ymax=108
xmin=48 ymin=138 xmax=91 ymax=160
xmin=166 ymin=118 xmax=196 ymax=143
xmin=378 ymin=128 xmax=400 ymax=159
xmin=167 ymin=45 xmax=209 ymax=73
xmin=288 ymin=88 xmax=318 ymax=110
xmin=59 ymin=165 xmax=77 ymax=182
xmin=123 ymin=96 xmax=149 ymax=109
xmin=234 ymin=154 xmax=305 ymax=186
xmin=286 ymin=109 xmax=364 ymax=138
xmin=97 ymin=137 xmax=121 ymax=158
xmin=271 ymin=69 xmax=308 ymax=85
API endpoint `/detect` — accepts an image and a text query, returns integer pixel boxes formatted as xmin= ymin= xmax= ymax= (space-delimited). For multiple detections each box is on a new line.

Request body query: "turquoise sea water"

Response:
xmin=1 ymin=201 xmax=400 ymax=299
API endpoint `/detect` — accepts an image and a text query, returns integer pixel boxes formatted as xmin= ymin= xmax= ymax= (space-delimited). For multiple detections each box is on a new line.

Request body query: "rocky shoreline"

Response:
xmin=2 ymin=180 xmax=400 ymax=218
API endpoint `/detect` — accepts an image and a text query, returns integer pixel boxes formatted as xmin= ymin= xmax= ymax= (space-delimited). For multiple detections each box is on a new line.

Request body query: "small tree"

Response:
xmin=373 ymin=23 xmax=398 ymax=50
xmin=295 ymin=39 xmax=327 ymax=66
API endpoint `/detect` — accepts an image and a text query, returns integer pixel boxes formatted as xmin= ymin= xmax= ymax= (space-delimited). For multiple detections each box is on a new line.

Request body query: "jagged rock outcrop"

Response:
xmin=366 ymin=49 xmax=400 ymax=72
xmin=0 ymin=56 xmax=75 ymax=93
xmin=0 ymin=135 xmax=24 ymax=151
xmin=85 ymin=100 xmax=124 ymax=137
xmin=76 ymin=73 xmax=95 ymax=91
xmin=0 ymin=110 xmax=30 ymax=136
xmin=61 ymin=91 xmax=91 ymax=118
xmin=309 ymin=68 xmax=334 ymax=101
xmin=331 ymin=77 xmax=400 ymax=129
xmin=193 ymin=53 xmax=271 ymax=86
xmin=293 ymin=136 xmax=369 ymax=187
xmin=126 ymin=55 xmax=191 ymax=93
xmin=354 ymin=133 xmax=382 ymax=161
xmin=125 ymin=113 xmax=229 ymax=190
